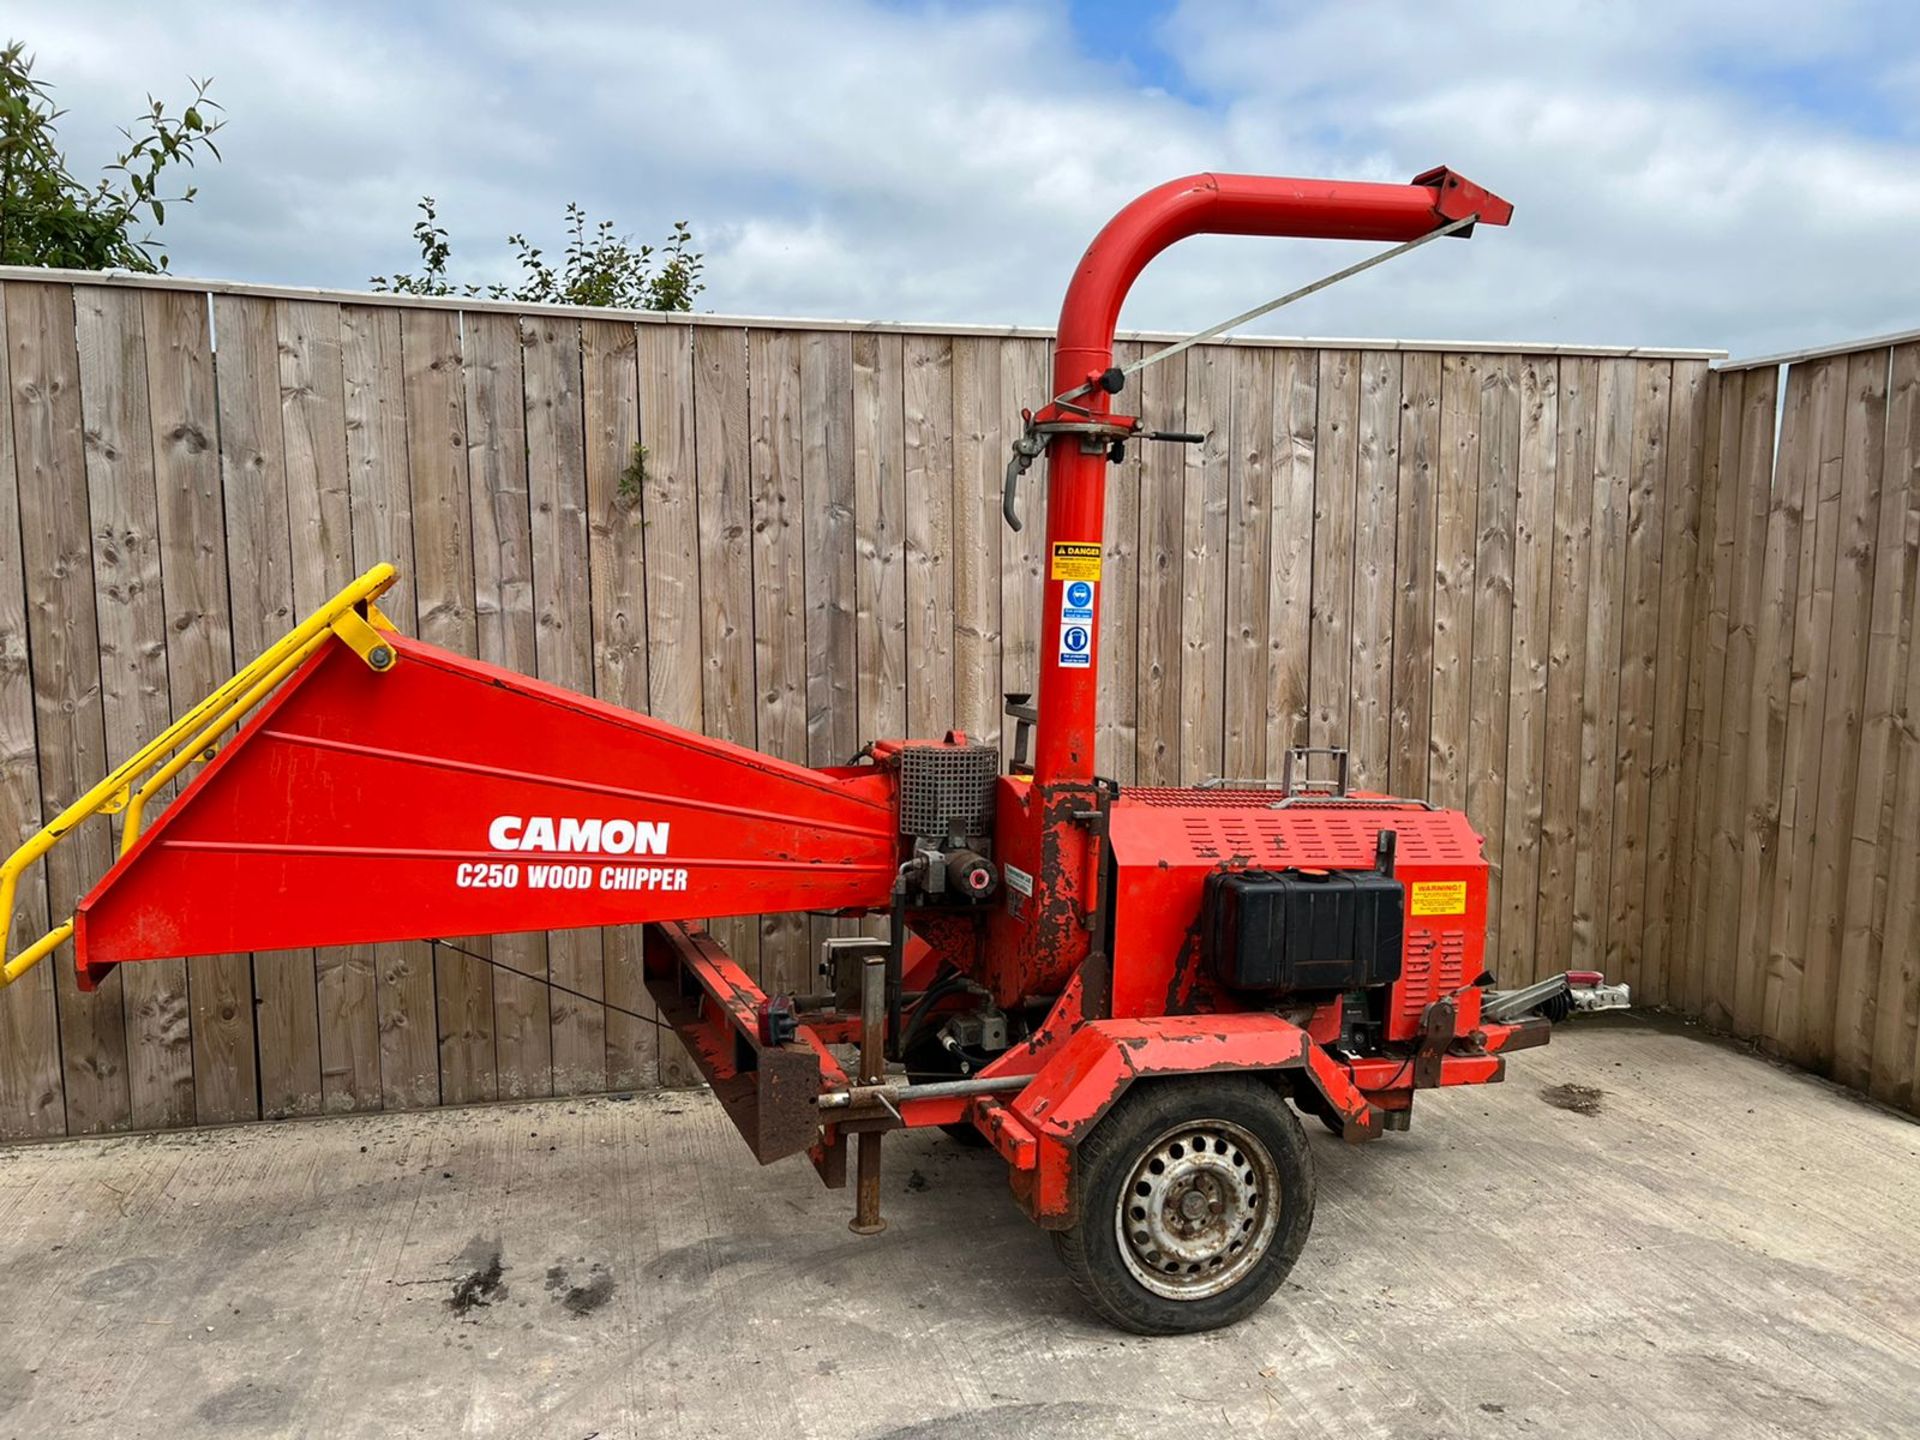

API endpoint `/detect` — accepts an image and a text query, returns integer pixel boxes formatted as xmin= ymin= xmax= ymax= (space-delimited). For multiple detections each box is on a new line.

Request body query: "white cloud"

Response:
xmin=8 ymin=0 xmax=1919 ymax=358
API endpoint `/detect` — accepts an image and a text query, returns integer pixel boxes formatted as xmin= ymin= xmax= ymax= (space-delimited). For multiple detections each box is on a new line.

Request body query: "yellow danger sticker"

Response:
xmin=1410 ymin=881 xmax=1468 ymax=917
xmin=1050 ymin=542 xmax=1102 ymax=582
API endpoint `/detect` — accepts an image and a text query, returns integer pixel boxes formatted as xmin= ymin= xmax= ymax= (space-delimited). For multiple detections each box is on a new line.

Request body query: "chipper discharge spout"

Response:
xmin=3 ymin=166 xmax=1626 ymax=1337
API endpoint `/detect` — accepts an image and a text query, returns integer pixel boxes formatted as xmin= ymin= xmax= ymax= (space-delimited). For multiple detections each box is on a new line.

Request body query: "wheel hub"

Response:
xmin=1114 ymin=1118 xmax=1282 ymax=1301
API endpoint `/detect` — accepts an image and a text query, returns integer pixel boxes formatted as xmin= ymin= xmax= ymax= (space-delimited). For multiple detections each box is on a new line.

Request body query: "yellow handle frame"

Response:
xmin=1 ymin=564 xmax=402 ymax=988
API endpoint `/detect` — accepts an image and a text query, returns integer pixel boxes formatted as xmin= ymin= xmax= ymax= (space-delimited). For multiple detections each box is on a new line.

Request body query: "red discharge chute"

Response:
xmin=70 ymin=636 xmax=900 ymax=989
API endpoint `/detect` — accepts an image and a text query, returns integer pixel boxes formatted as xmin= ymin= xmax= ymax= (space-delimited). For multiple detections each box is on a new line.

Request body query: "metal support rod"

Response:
xmin=818 ymin=1071 xmax=1030 ymax=1110
xmin=850 ymin=952 xmax=888 ymax=1235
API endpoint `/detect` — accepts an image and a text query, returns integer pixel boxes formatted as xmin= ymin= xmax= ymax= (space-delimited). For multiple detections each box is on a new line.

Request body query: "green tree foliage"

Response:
xmin=0 ymin=40 xmax=224 ymax=272
xmin=372 ymin=197 xmax=705 ymax=312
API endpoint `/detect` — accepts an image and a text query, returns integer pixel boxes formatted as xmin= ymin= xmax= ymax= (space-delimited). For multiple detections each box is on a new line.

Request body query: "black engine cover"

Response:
xmin=1201 ymin=868 xmax=1405 ymax=994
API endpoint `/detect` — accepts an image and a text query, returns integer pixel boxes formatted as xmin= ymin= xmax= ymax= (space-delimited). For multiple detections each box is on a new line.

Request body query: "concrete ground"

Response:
xmin=0 ymin=1015 xmax=1916 ymax=1440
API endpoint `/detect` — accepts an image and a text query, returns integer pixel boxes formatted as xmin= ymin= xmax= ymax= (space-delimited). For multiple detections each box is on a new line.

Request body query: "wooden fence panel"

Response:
xmin=10 ymin=281 xmax=130 ymax=1135
xmin=1604 ymin=360 xmax=1670 ymax=999
xmin=523 ymin=314 xmax=604 ymax=1096
xmin=1180 ymin=344 xmax=1231 ymax=785
xmin=1389 ymin=352 xmax=1440 ymax=800
xmin=464 ymin=310 xmax=549 ymax=1100
xmin=1096 ymin=340 xmax=1144 ymax=784
xmin=1467 ymin=355 xmax=1521 ymax=960
xmin=0 ymin=283 xmax=65 ymax=1138
xmin=1136 ymin=351 xmax=1186 ymax=785
xmin=21 ymin=272 xmax=1920 ymax=1125
xmin=1223 ymin=347 xmax=1273 ymax=783
xmin=903 ymin=335 xmax=955 ymax=743
xmin=74 ymin=286 xmax=193 ymax=1130
xmin=1349 ymin=350 xmax=1401 ymax=791
xmin=1864 ymin=344 xmax=1920 ymax=1105
xmin=749 ymin=329 xmax=810 ymax=997
xmin=1497 ymin=356 xmax=1557 ymax=985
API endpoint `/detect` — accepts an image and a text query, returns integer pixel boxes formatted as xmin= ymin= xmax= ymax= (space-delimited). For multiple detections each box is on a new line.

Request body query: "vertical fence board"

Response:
xmin=1000 ymin=339 xmax=1048 ymax=769
xmin=1682 ymin=371 xmax=1739 ymax=1018
xmin=1538 ymin=358 xmax=1597 ymax=985
xmin=12 ymin=282 xmax=133 ymax=1134
xmin=1389 ymin=352 xmax=1440 ymax=799
xmin=0 ymin=283 xmax=64 ymax=1137
xmin=1866 ymin=344 xmax=1920 ymax=1103
xmin=463 ymin=310 xmax=550 ymax=1099
xmin=581 ymin=319 xmax=652 ymax=1091
xmin=854 ymin=332 xmax=908 ymax=746
xmin=75 ymin=286 xmax=193 ymax=1130
xmin=1570 ymin=359 xmax=1635 ymax=972
xmin=1762 ymin=359 xmax=1848 ymax=1053
xmin=750 ymin=330 xmax=809 ymax=994
xmin=1644 ymin=361 xmax=1710 ymax=1010
xmin=1180 ymin=344 xmax=1231 ymax=785
xmin=219 ymin=294 xmax=323 ymax=1121
xmin=343 ymin=304 xmax=439 ymax=1110
xmin=145 ymin=289 xmax=257 ymax=1123
xmin=1795 ymin=349 xmax=1884 ymax=1073
xmin=1136 ymin=351 xmax=1187 ymax=784
xmin=805 ymin=331 xmax=859 ymax=960
xmin=637 ymin=321 xmax=699 ymax=1086
xmin=1310 ymin=351 xmax=1359 ymax=760
xmin=1468 ymin=356 xmax=1521 ymax=959
xmin=1724 ymin=366 xmax=1791 ymax=1035
xmin=1497 ymin=357 xmax=1557 ymax=985
xmin=1349 ymin=351 xmax=1401 ymax=789
xmin=692 ymin=326 xmax=758 ymax=978
xmin=904 ymin=335 xmax=955 ymax=741
xmin=1430 ymin=354 xmax=1481 ymax=812
xmin=1097 ymin=341 xmax=1145 ymax=784
xmin=280 ymin=301 xmax=355 ymax=593
xmin=1267 ymin=349 xmax=1316 ymax=769
xmin=1737 ymin=362 xmax=1817 ymax=1036
xmin=1223 ymin=347 xmax=1273 ymax=782
xmin=401 ymin=308 xmax=495 ymax=1107
xmin=278 ymin=299 xmax=378 ymax=1112
xmin=523 ymin=315 xmax=605 ymax=1094
xmin=950 ymin=338 xmax=1002 ymax=747
xmin=1604 ymin=361 xmax=1671 ymax=995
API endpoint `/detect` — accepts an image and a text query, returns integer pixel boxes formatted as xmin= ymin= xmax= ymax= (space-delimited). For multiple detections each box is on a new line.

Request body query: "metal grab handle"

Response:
xmin=1003 ymin=432 xmax=1045 ymax=532
xmin=0 ymin=563 xmax=403 ymax=988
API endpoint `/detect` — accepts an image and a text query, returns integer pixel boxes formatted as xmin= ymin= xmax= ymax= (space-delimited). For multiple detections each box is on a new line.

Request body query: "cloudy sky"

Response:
xmin=13 ymin=0 xmax=1919 ymax=359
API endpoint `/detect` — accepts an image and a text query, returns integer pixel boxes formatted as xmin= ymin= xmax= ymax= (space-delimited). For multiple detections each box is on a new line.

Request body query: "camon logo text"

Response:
xmin=486 ymin=816 xmax=671 ymax=856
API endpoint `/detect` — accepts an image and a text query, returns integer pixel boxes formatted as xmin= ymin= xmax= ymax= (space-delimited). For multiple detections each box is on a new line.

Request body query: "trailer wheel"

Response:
xmin=1052 ymin=1077 xmax=1315 ymax=1335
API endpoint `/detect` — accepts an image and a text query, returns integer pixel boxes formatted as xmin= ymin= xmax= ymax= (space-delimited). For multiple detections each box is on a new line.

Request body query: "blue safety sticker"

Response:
xmin=1059 ymin=622 xmax=1092 ymax=669
xmin=1061 ymin=578 xmax=1095 ymax=626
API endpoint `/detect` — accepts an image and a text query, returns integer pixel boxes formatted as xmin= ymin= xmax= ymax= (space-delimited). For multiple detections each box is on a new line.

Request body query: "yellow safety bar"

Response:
xmin=0 ymin=564 xmax=403 ymax=989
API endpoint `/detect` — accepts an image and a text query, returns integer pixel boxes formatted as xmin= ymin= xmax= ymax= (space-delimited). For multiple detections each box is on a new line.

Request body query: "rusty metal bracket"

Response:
xmin=1412 ymin=995 xmax=1458 ymax=1089
xmin=641 ymin=921 xmax=825 ymax=1164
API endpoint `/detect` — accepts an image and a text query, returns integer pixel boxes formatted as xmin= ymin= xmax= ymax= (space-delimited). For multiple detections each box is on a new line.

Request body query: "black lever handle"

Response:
xmin=1143 ymin=430 xmax=1205 ymax=445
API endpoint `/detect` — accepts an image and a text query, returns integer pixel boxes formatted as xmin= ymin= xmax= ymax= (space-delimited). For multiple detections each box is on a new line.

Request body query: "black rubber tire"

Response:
xmin=1291 ymin=1082 xmax=1345 ymax=1137
xmin=1051 ymin=1076 xmax=1316 ymax=1335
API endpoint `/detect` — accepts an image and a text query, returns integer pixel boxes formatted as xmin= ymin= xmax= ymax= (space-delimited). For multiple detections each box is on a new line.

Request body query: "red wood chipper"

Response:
xmin=2 ymin=167 xmax=1627 ymax=1334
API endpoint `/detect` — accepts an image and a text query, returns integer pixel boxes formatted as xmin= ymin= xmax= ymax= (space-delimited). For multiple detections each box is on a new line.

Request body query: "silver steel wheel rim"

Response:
xmin=1114 ymin=1117 xmax=1281 ymax=1301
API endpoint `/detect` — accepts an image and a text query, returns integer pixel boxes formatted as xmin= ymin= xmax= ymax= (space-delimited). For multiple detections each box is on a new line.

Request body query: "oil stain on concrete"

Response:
xmin=545 ymin=1260 xmax=615 ymax=1316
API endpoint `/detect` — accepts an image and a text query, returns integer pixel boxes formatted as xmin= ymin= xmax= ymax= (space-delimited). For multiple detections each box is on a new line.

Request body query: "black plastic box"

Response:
xmin=1201 ymin=868 xmax=1405 ymax=993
